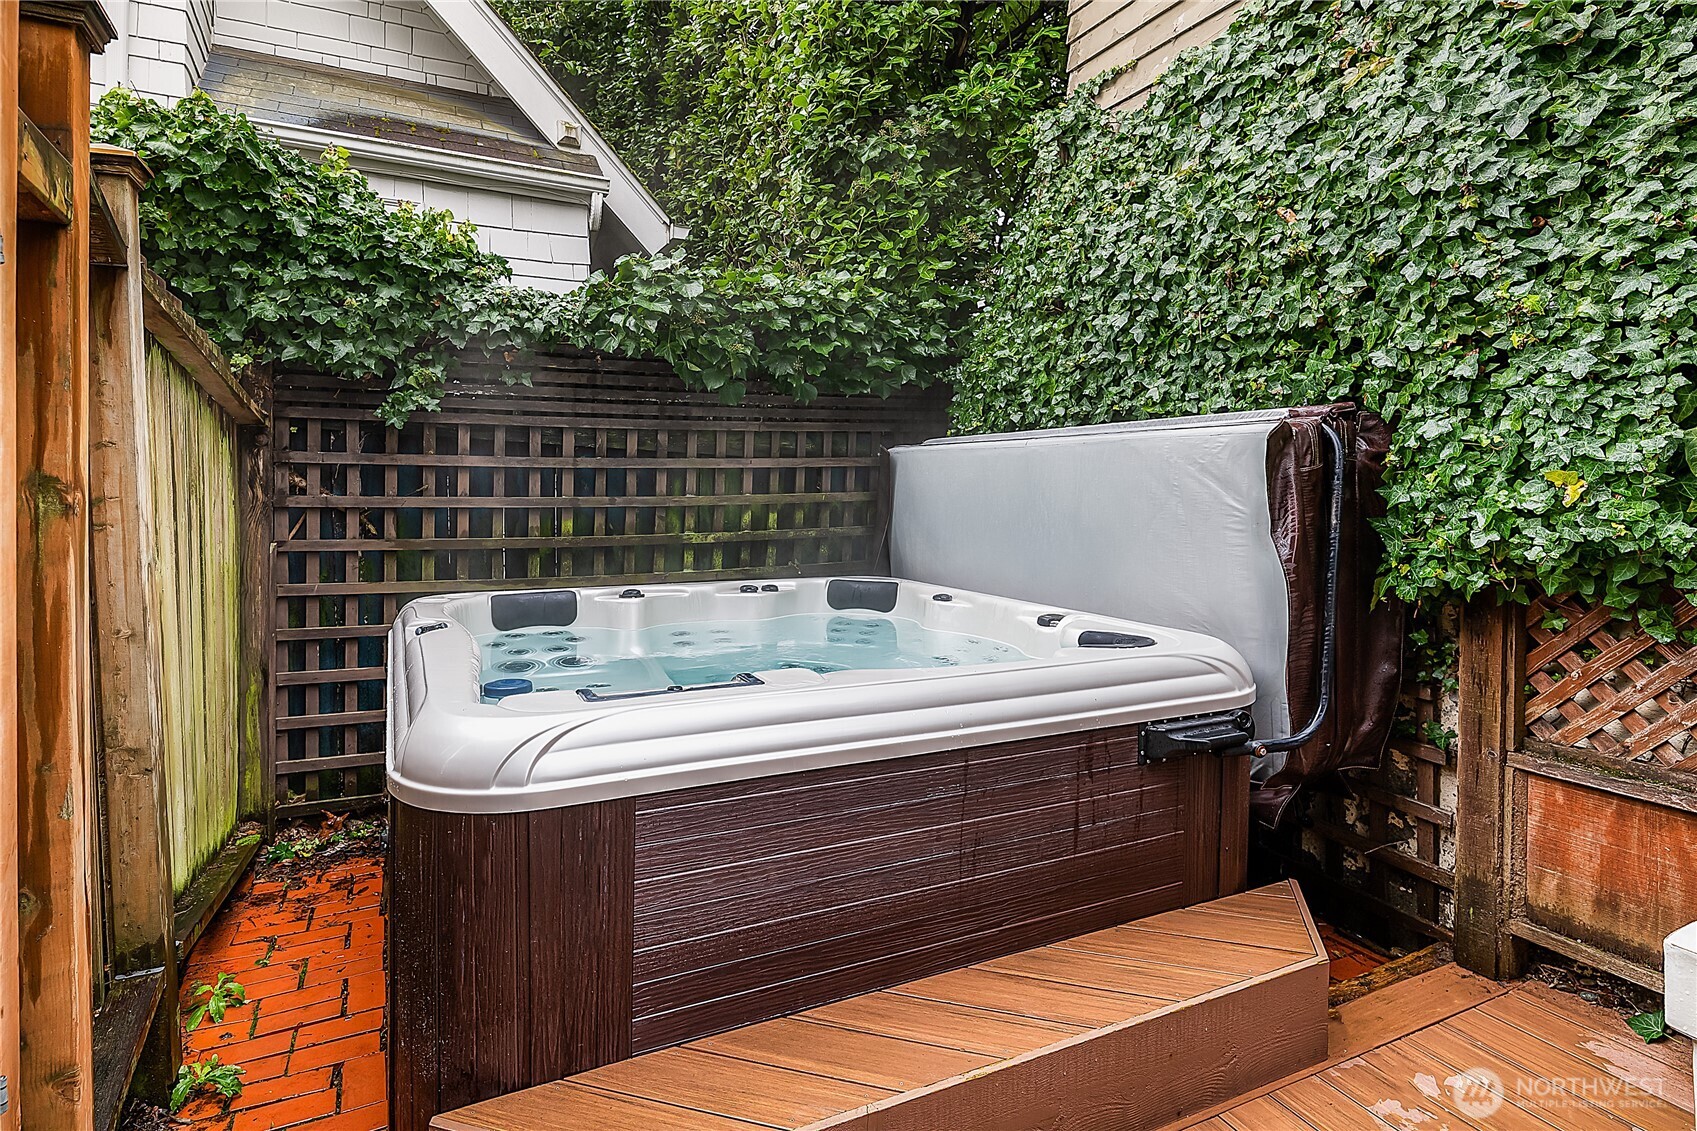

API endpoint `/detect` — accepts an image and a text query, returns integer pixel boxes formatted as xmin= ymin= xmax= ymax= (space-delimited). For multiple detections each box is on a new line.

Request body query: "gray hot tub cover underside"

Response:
xmin=887 ymin=404 xmax=1403 ymax=824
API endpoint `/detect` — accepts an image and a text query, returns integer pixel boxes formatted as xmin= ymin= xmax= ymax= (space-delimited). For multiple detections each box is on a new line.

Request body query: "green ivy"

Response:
xmin=956 ymin=0 xmax=1697 ymax=620
xmin=90 ymin=88 xmax=959 ymax=423
xmin=491 ymin=0 xmax=1066 ymax=302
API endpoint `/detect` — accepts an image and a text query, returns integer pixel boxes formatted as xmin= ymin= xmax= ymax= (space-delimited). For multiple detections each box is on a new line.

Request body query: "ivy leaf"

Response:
xmin=1627 ymin=1010 xmax=1667 ymax=1043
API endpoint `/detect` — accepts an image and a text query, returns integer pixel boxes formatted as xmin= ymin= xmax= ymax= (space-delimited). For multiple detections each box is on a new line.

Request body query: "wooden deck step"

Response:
xmin=1180 ymin=969 xmax=1697 ymax=1130
xmin=432 ymin=881 xmax=1331 ymax=1131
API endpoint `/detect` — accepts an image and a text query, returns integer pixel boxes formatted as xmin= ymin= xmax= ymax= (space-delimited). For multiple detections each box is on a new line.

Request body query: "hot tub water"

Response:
xmin=477 ymin=612 xmax=1033 ymax=700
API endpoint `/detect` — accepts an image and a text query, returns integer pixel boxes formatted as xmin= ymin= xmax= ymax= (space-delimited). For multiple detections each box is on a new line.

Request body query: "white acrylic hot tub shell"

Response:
xmin=386 ymin=577 xmax=1256 ymax=814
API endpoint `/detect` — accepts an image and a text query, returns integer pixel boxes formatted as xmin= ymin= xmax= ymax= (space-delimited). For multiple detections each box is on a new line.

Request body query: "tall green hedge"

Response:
xmin=956 ymin=0 xmax=1697 ymax=622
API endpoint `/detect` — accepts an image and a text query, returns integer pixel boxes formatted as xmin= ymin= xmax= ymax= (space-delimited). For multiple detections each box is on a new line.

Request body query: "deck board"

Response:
xmin=690 ymin=1017 xmax=997 ymax=1092
xmin=1191 ymin=973 xmax=1697 ymax=1131
xmin=575 ymin=1047 xmax=896 ymax=1127
xmin=884 ymin=964 xmax=1172 ymax=1027
xmin=432 ymin=1081 xmax=763 ymax=1131
xmin=434 ymin=881 xmax=1330 ymax=1131
xmin=978 ymin=942 xmax=1241 ymax=1000
xmin=1055 ymin=921 xmax=1303 ymax=976
xmin=798 ymin=991 xmax=1085 ymax=1058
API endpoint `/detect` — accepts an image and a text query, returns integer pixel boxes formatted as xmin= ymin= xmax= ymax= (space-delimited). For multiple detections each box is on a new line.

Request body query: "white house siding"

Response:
xmin=213 ymin=0 xmax=496 ymax=93
xmin=1067 ymin=0 xmax=1243 ymax=112
xmin=90 ymin=0 xmax=613 ymax=291
xmin=92 ymin=0 xmax=216 ymax=100
xmin=363 ymin=173 xmax=592 ymax=292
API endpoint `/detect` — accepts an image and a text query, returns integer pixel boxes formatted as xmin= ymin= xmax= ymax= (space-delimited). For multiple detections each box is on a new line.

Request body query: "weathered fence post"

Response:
xmin=236 ymin=392 xmax=275 ymax=830
xmin=14 ymin=4 xmax=112 ymax=1126
xmin=1453 ymin=597 xmax=1529 ymax=980
xmin=89 ymin=147 xmax=182 ymax=1109
xmin=0 ymin=7 xmax=20 ymax=1128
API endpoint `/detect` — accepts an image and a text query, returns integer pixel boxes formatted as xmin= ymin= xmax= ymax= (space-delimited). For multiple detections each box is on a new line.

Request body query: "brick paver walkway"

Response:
xmin=177 ymin=856 xmax=386 ymax=1131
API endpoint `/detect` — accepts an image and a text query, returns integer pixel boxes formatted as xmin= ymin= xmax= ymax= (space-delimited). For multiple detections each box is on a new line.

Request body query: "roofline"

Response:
xmin=425 ymin=0 xmax=682 ymax=255
xmin=258 ymin=120 xmax=612 ymax=201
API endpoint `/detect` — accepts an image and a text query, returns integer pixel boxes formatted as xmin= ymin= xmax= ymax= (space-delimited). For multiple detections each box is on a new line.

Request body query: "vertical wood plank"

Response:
xmin=1454 ymin=598 xmax=1528 ymax=979
xmin=0 ymin=6 xmax=22 ymax=1127
xmin=390 ymin=802 xmax=634 ymax=1131
xmin=1218 ymin=754 xmax=1250 ymax=897
xmin=387 ymin=801 xmax=440 ymax=1131
xmin=89 ymin=155 xmax=181 ymax=1100
xmin=1183 ymin=755 xmax=1223 ymax=900
xmin=237 ymin=422 xmax=273 ymax=821
xmin=16 ymin=13 xmax=97 ymax=1127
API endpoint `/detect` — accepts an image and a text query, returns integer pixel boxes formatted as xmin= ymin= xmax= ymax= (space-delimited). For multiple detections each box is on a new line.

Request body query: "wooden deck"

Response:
xmin=1176 ymin=964 xmax=1696 ymax=1130
xmin=432 ymin=881 xmax=1332 ymax=1131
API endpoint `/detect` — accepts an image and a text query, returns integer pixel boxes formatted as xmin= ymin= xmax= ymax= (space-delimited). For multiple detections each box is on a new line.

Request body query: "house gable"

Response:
xmin=89 ymin=0 xmax=677 ymax=291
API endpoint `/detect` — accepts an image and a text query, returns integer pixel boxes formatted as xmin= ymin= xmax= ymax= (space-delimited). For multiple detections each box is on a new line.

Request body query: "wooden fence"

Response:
xmin=144 ymin=340 xmax=248 ymax=891
xmin=1268 ymin=663 xmax=1456 ymax=952
xmin=82 ymin=144 xmax=268 ymax=1129
xmin=1456 ymin=594 xmax=1697 ymax=990
xmin=268 ymin=362 xmax=950 ymax=815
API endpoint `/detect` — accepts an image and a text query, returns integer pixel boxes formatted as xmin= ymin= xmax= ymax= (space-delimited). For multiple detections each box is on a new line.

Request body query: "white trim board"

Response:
xmin=424 ymin=0 xmax=682 ymax=253
xmin=259 ymin=118 xmax=611 ymax=201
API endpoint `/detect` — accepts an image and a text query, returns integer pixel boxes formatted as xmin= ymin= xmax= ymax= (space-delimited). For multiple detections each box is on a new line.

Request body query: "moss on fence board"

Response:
xmin=146 ymin=340 xmax=243 ymax=893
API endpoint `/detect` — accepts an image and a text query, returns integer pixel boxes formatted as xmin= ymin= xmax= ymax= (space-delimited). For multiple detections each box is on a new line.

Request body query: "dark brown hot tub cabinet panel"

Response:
xmin=387 ymin=723 xmax=1250 ymax=1131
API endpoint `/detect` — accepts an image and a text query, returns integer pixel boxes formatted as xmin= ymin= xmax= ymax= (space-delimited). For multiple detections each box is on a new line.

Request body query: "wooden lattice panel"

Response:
xmin=1526 ymin=593 xmax=1697 ymax=770
xmin=1296 ymin=675 xmax=1454 ymax=947
xmin=269 ymin=355 xmax=948 ymax=813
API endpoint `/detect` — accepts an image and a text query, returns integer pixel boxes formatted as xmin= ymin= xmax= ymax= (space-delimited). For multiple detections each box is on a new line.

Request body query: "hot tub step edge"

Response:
xmin=431 ymin=881 xmax=1331 ymax=1131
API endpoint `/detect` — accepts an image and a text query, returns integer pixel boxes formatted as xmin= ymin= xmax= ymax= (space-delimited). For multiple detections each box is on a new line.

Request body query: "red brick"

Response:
xmin=312 ymin=1101 xmax=386 ymax=1131
xmin=252 ymin=976 xmax=345 ymax=1014
xmin=193 ymin=921 xmax=246 ymax=951
xmin=288 ymin=1030 xmax=382 ymax=1074
xmin=343 ymin=977 xmax=384 ymax=1016
xmin=337 ymin=1052 xmax=386 ymax=1112
xmin=236 ymin=1050 xmax=294 ymax=1085
xmin=301 ymin=956 xmax=381 ymax=988
xmin=270 ymin=922 xmax=354 ymax=949
xmin=202 ymin=940 xmax=276 ymax=968
xmin=231 ymin=1067 xmax=334 ymax=1111
xmin=233 ymin=912 xmax=313 ymax=940
xmin=198 ymin=1026 xmax=297 ymax=1066
xmin=230 ymin=1085 xmax=338 ymax=1131
xmin=236 ymin=905 xmax=312 ymax=930
xmin=345 ymin=922 xmax=384 ymax=949
xmin=268 ymin=937 xmax=360 ymax=963
xmin=186 ymin=1017 xmax=256 ymax=1051
xmin=253 ymin=994 xmax=344 ymax=1037
xmin=312 ymin=907 xmax=381 ymax=932
xmin=176 ymin=856 xmax=391 ymax=1131
xmin=176 ymin=1091 xmax=236 ymax=1125
xmin=228 ymin=961 xmax=309 ymax=998
xmin=294 ymin=1008 xmax=381 ymax=1052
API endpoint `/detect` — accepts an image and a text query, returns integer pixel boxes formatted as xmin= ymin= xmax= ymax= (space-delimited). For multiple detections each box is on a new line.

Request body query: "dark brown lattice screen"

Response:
xmin=270 ymin=354 xmax=948 ymax=814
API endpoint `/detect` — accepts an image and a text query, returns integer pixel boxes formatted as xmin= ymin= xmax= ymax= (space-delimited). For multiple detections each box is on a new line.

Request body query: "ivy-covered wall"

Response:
xmin=957 ymin=0 xmax=1697 ymax=621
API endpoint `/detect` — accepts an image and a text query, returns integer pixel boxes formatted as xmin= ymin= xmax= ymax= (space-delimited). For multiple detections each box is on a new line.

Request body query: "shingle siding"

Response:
xmin=92 ymin=0 xmax=217 ymax=99
xmin=214 ymin=0 xmax=498 ymax=93
xmin=1067 ymin=0 xmax=1243 ymax=112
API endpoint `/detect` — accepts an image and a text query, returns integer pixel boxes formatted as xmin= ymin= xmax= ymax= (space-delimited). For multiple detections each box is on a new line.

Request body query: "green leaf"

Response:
xmin=1628 ymin=1010 xmax=1668 ymax=1043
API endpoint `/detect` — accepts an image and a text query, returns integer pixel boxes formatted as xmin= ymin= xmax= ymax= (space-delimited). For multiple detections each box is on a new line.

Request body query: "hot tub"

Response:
xmin=387 ymin=576 xmax=1257 ymax=1131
